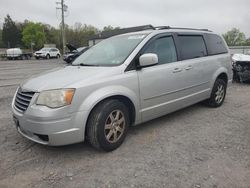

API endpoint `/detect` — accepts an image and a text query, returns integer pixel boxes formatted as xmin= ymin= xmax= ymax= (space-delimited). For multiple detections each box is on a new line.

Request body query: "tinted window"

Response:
xmin=206 ymin=34 xmax=228 ymax=55
xmin=144 ymin=36 xmax=177 ymax=64
xmin=179 ymin=35 xmax=207 ymax=60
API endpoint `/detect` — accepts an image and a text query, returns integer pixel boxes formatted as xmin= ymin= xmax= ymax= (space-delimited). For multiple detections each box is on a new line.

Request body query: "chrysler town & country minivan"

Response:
xmin=12 ymin=26 xmax=233 ymax=151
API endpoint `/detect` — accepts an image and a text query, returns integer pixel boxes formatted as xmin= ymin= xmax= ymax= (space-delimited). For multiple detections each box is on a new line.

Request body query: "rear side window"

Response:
xmin=143 ymin=36 xmax=177 ymax=64
xmin=179 ymin=35 xmax=207 ymax=60
xmin=206 ymin=34 xmax=228 ymax=55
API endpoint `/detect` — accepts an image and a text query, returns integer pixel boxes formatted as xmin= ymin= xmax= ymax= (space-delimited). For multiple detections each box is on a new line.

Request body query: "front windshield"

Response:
xmin=41 ymin=48 xmax=50 ymax=51
xmin=72 ymin=34 xmax=147 ymax=66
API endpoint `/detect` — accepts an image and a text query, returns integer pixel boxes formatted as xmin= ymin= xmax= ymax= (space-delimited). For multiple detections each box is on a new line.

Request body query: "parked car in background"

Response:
xmin=6 ymin=48 xmax=32 ymax=60
xmin=232 ymin=54 xmax=250 ymax=82
xmin=34 ymin=48 xmax=61 ymax=59
xmin=63 ymin=44 xmax=89 ymax=63
xmin=12 ymin=27 xmax=232 ymax=151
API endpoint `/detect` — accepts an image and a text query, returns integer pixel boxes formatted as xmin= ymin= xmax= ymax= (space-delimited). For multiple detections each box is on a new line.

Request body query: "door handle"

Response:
xmin=173 ymin=68 xmax=182 ymax=73
xmin=185 ymin=65 xmax=193 ymax=70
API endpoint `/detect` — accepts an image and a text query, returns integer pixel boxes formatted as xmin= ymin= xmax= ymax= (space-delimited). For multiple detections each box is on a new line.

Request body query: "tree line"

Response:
xmin=223 ymin=28 xmax=250 ymax=46
xmin=0 ymin=14 xmax=249 ymax=51
xmin=0 ymin=14 xmax=119 ymax=51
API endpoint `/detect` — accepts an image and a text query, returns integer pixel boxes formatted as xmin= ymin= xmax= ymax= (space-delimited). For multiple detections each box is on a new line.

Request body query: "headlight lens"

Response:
xmin=36 ymin=89 xmax=75 ymax=108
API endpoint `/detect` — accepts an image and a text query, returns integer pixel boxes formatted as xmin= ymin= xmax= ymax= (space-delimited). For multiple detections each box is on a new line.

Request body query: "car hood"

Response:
xmin=21 ymin=66 xmax=121 ymax=92
xmin=232 ymin=54 xmax=250 ymax=63
xmin=66 ymin=44 xmax=77 ymax=52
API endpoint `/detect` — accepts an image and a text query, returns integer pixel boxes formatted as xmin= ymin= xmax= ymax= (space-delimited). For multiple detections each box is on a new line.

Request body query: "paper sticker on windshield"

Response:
xmin=128 ymin=35 xmax=146 ymax=40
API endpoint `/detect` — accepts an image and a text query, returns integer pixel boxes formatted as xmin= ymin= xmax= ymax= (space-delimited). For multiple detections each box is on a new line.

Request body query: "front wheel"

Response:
xmin=46 ymin=54 xmax=50 ymax=59
xmin=86 ymin=99 xmax=129 ymax=151
xmin=205 ymin=79 xmax=227 ymax=107
xmin=56 ymin=54 xmax=60 ymax=59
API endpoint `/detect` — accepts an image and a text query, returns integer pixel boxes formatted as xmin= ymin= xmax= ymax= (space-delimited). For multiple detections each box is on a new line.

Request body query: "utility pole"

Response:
xmin=56 ymin=0 xmax=67 ymax=55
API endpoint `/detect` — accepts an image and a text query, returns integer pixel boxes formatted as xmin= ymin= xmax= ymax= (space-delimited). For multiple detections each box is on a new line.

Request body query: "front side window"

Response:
xmin=72 ymin=34 xmax=147 ymax=66
xmin=179 ymin=35 xmax=207 ymax=60
xmin=143 ymin=36 xmax=177 ymax=64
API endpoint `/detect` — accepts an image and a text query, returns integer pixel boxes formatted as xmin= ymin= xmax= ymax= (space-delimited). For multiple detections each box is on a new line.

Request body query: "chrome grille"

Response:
xmin=14 ymin=88 xmax=35 ymax=112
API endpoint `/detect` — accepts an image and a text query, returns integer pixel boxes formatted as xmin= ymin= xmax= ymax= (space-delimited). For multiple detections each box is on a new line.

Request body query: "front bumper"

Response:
xmin=12 ymin=97 xmax=88 ymax=146
xmin=34 ymin=54 xmax=46 ymax=58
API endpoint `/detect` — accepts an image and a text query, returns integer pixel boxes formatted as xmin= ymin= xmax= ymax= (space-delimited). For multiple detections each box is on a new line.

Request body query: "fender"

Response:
xmin=77 ymin=85 xmax=141 ymax=125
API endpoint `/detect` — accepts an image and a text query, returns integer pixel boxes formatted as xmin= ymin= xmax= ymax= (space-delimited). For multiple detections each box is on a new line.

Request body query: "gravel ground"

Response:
xmin=0 ymin=59 xmax=250 ymax=188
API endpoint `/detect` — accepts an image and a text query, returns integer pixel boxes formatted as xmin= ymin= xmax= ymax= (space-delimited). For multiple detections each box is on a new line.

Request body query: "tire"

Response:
xmin=46 ymin=54 xmax=50 ymax=59
xmin=87 ymin=99 xmax=129 ymax=151
xmin=56 ymin=54 xmax=60 ymax=59
xmin=205 ymin=79 xmax=227 ymax=107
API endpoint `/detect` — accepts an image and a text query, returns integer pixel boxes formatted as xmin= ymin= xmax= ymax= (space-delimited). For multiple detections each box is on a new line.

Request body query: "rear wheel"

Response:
xmin=46 ymin=54 xmax=50 ymax=59
xmin=87 ymin=99 xmax=129 ymax=151
xmin=56 ymin=54 xmax=60 ymax=59
xmin=205 ymin=78 xmax=227 ymax=107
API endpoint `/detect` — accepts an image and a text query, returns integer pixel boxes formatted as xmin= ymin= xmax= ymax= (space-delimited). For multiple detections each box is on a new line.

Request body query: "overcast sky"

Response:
xmin=0 ymin=0 xmax=249 ymax=36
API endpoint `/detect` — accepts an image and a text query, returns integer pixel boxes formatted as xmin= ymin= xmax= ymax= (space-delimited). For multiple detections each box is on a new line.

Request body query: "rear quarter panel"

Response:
xmin=210 ymin=53 xmax=233 ymax=89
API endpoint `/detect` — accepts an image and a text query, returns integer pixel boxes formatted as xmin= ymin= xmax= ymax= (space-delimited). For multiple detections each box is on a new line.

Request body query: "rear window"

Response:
xmin=206 ymin=34 xmax=228 ymax=55
xmin=179 ymin=35 xmax=207 ymax=60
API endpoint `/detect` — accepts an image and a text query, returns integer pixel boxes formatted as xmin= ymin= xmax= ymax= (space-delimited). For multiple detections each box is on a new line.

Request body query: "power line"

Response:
xmin=56 ymin=0 xmax=67 ymax=55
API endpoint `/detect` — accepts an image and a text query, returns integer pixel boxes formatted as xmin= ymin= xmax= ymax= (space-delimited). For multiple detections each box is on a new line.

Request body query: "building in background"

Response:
xmin=44 ymin=44 xmax=56 ymax=48
xmin=229 ymin=46 xmax=250 ymax=55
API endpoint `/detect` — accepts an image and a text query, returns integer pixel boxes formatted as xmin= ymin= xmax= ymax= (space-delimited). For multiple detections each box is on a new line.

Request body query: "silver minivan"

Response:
xmin=12 ymin=27 xmax=233 ymax=151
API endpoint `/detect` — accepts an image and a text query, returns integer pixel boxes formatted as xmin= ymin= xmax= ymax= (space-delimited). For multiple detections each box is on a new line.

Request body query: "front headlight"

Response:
xmin=36 ymin=89 xmax=75 ymax=108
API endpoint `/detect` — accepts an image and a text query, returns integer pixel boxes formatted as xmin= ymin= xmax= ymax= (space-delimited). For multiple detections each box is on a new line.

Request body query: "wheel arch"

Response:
xmin=217 ymin=72 xmax=228 ymax=84
xmin=87 ymin=95 xmax=136 ymax=126
xmin=211 ymin=67 xmax=229 ymax=89
xmin=76 ymin=86 xmax=141 ymax=137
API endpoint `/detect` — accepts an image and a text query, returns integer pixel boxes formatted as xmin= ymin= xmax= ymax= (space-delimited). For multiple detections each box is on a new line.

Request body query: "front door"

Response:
xmin=137 ymin=34 xmax=207 ymax=122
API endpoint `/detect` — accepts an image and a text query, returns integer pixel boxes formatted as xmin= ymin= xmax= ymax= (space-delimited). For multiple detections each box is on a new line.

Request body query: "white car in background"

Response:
xmin=34 ymin=48 xmax=61 ymax=59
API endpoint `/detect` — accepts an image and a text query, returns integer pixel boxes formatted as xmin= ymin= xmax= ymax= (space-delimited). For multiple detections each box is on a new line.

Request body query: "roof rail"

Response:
xmin=154 ymin=26 xmax=212 ymax=32
xmin=154 ymin=26 xmax=171 ymax=30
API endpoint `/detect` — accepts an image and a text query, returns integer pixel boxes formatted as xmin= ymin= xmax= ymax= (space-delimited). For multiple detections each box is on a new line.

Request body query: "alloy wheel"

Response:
xmin=215 ymin=84 xmax=225 ymax=104
xmin=104 ymin=110 xmax=125 ymax=143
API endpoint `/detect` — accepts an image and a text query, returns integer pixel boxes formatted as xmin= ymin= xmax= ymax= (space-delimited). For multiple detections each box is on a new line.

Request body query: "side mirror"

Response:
xmin=139 ymin=53 xmax=158 ymax=67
